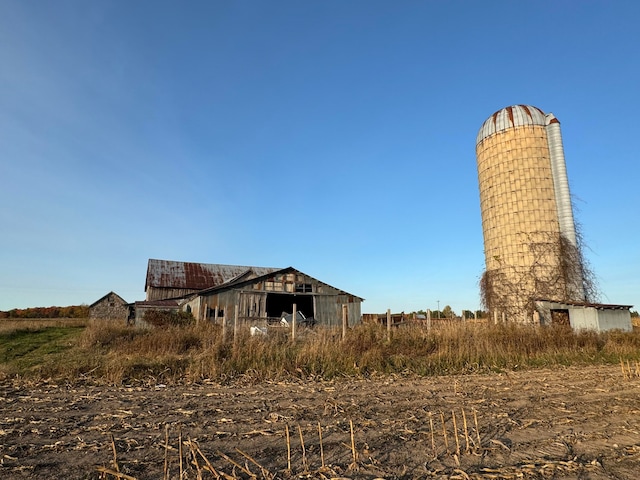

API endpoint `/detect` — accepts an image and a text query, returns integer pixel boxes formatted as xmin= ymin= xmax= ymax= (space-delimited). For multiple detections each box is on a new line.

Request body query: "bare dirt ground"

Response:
xmin=1 ymin=364 xmax=639 ymax=479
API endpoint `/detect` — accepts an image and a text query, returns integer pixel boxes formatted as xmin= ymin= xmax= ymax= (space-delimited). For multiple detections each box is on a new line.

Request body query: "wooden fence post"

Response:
xmin=222 ymin=305 xmax=227 ymax=341
xmin=386 ymin=309 xmax=391 ymax=341
xmin=342 ymin=304 xmax=348 ymax=340
xmin=292 ymin=303 xmax=297 ymax=341
xmin=233 ymin=305 xmax=239 ymax=345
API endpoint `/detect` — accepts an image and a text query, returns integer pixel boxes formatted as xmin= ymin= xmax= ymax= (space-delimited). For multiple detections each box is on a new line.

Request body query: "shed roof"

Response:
xmin=144 ymin=259 xmax=281 ymax=291
xmin=536 ymin=299 xmax=633 ymax=310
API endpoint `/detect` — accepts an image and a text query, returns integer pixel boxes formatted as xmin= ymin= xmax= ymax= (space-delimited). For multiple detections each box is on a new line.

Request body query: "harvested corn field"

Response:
xmin=1 ymin=364 xmax=640 ymax=479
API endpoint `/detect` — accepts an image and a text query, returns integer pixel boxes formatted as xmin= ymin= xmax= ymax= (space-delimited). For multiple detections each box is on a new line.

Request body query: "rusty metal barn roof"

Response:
xmin=145 ymin=259 xmax=281 ymax=291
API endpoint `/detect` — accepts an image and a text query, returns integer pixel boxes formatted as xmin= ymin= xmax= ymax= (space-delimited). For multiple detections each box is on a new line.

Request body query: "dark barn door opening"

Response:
xmin=551 ymin=309 xmax=570 ymax=326
xmin=266 ymin=293 xmax=314 ymax=319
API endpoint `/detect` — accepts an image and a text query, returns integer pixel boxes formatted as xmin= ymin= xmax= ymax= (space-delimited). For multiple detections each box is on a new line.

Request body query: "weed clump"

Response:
xmin=143 ymin=309 xmax=195 ymax=327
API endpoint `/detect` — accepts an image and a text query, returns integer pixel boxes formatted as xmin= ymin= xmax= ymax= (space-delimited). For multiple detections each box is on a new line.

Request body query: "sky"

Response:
xmin=1 ymin=1 xmax=638 ymax=314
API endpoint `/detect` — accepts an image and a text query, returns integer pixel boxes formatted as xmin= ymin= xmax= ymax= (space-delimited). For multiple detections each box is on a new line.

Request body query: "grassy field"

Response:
xmin=1 ymin=318 xmax=639 ymax=383
xmin=0 ymin=319 xmax=87 ymax=377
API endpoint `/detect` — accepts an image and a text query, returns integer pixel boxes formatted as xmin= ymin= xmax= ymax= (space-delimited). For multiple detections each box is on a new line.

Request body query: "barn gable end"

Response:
xmin=89 ymin=291 xmax=130 ymax=321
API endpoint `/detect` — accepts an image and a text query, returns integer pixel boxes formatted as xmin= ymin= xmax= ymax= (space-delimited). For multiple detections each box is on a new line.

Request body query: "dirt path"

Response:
xmin=1 ymin=364 xmax=639 ymax=479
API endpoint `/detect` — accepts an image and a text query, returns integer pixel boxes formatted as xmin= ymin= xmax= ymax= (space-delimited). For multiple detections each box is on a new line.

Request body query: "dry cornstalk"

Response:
xmin=188 ymin=438 xmax=203 ymax=480
xmin=163 ymin=424 xmax=170 ymax=480
xmin=285 ymin=424 xmax=291 ymax=472
xmin=110 ymin=434 xmax=119 ymax=474
xmin=453 ymin=467 xmax=470 ymax=480
xmin=194 ymin=443 xmax=225 ymax=479
xmin=350 ymin=419 xmax=357 ymax=463
xmin=298 ymin=424 xmax=308 ymax=472
xmin=620 ymin=359 xmax=627 ymax=380
xmin=440 ymin=412 xmax=449 ymax=453
xmin=429 ymin=412 xmax=436 ymax=459
xmin=236 ymin=448 xmax=271 ymax=480
xmin=179 ymin=427 xmax=183 ymax=480
xmin=461 ymin=408 xmax=470 ymax=454
xmin=318 ymin=422 xmax=325 ymax=468
xmin=217 ymin=450 xmax=255 ymax=478
xmin=473 ymin=408 xmax=481 ymax=450
xmin=452 ymin=410 xmax=461 ymax=456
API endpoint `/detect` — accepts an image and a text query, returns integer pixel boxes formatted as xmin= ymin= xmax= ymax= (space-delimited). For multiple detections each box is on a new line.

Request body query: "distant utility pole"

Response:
xmin=437 ymin=300 xmax=440 ymax=319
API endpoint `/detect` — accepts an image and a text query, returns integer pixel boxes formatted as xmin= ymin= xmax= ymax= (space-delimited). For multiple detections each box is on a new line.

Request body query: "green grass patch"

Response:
xmin=0 ymin=326 xmax=85 ymax=373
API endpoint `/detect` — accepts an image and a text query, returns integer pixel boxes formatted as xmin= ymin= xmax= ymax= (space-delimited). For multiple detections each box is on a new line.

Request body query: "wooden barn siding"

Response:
xmin=239 ymin=291 xmax=268 ymax=319
xmin=315 ymin=294 xmax=361 ymax=327
xmin=193 ymin=290 xmax=242 ymax=322
xmin=146 ymin=286 xmax=200 ymax=301
xmin=192 ymin=290 xmax=361 ymax=327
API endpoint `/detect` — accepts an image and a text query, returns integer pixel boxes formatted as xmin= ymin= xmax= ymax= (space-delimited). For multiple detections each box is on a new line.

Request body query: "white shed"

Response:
xmin=535 ymin=300 xmax=632 ymax=332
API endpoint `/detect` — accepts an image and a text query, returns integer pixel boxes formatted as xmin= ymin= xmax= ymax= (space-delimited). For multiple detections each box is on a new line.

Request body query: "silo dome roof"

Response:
xmin=476 ymin=105 xmax=550 ymax=145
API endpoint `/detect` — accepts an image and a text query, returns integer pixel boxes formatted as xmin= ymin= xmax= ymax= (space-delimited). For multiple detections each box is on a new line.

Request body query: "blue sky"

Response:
xmin=1 ymin=1 xmax=638 ymax=314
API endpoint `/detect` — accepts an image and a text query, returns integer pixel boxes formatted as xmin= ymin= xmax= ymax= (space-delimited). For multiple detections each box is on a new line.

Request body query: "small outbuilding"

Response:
xmin=535 ymin=299 xmax=633 ymax=332
xmin=89 ymin=291 xmax=130 ymax=321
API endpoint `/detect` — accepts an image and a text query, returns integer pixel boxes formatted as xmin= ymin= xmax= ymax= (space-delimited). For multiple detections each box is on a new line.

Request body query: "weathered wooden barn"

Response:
xmin=142 ymin=259 xmax=363 ymax=327
xmin=184 ymin=266 xmax=363 ymax=327
xmin=89 ymin=291 xmax=130 ymax=321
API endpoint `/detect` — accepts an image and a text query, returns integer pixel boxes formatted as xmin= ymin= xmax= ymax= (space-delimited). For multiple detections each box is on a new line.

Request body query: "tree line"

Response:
xmin=0 ymin=305 xmax=89 ymax=319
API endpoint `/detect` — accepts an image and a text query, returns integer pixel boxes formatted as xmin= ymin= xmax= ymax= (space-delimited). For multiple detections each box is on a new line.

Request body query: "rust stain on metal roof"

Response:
xmin=145 ymin=259 xmax=281 ymax=291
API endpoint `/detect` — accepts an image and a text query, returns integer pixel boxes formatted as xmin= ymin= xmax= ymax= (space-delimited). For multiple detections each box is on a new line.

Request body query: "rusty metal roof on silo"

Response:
xmin=145 ymin=259 xmax=281 ymax=291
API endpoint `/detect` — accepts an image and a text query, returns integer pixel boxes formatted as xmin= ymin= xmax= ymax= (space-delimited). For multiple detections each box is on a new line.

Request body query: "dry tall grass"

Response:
xmin=3 ymin=317 xmax=638 ymax=383
xmin=53 ymin=320 xmax=640 ymax=384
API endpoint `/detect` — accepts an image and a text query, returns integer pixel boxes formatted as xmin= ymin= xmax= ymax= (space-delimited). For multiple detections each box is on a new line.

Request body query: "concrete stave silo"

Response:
xmin=476 ymin=105 xmax=585 ymax=322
